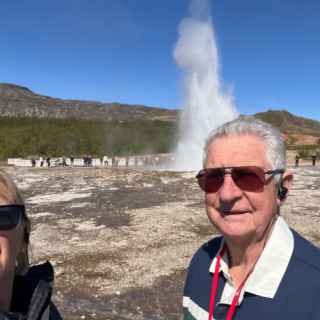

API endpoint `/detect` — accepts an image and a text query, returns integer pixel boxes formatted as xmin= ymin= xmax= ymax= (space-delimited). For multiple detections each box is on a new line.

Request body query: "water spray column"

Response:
xmin=173 ymin=0 xmax=238 ymax=171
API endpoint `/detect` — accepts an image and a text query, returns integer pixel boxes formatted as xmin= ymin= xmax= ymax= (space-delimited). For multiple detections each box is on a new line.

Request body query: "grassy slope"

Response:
xmin=1 ymin=110 xmax=320 ymax=159
xmin=0 ymin=117 xmax=176 ymax=158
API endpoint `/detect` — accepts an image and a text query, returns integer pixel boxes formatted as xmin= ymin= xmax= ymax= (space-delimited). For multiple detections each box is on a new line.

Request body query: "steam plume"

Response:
xmin=173 ymin=0 xmax=238 ymax=171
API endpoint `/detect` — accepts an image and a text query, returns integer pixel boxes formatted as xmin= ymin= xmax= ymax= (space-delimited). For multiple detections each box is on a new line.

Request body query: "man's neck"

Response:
xmin=223 ymin=237 xmax=264 ymax=287
xmin=224 ymin=218 xmax=278 ymax=287
xmin=227 ymin=237 xmax=265 ymax=266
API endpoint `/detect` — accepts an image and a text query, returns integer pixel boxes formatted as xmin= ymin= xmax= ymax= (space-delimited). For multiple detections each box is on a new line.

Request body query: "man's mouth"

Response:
xmin=220 ymin=210 xmax=249 ymax=216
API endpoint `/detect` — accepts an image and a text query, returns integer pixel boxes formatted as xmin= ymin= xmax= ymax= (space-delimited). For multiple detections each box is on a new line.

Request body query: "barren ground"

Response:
xmin=3 ymin=165 xmax=320 ymax=320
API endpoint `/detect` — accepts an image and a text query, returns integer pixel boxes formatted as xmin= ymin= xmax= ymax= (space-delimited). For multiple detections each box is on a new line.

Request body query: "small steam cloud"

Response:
xmin=172 ymin=0 xmax=238 ymax=171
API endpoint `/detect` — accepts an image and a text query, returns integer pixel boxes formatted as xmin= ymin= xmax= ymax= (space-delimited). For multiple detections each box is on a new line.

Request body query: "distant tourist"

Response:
xmin=83 ymin=155 xmax=92 ymax=167
xmin=31 ymin=159 xmax=36 ymax=168
xmin=295 ymin=154 xmax=300 ymax=167
xmin=70 ymin=156 xmax=74 ymax=166
xmin=0 ymin=170 xmax=62 ymax=319
xmin=83 ymin=156 xmax=87 ymax=167
xmin=39 ymin=156 xmax=44 ymax=167
xmin=102 ymin=155 xmax=108 ymax=167
xmin=312 ymin=154 xmax=316 ymax=166
xmin=46 ymin=157 xmax=51 ymax=167
xmin=183 ymin=116 xmax=320 ymax=319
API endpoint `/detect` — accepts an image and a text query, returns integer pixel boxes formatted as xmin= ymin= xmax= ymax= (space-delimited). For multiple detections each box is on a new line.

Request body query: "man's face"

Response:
xmin=204 ymin=134 xmax=281 ymax=241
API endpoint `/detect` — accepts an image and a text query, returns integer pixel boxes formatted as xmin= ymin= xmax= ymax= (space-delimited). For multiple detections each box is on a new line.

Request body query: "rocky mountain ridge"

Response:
xmin=0 ymin=83 xmax=319 ymax=143
xmin=0 ymin=83 xmax=177 ymax=121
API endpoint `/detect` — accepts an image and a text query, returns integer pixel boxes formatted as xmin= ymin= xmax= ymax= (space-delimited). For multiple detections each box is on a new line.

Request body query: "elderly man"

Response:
xmin=183 ymin=116 xmax=320 ymax=320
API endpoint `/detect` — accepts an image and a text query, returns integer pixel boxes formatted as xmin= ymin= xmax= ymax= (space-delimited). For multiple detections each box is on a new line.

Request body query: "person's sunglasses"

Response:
xmin=196 ymin=166 xmax=285 ymax=193
xmin=0 ymin=205 xmax=25 ymax=230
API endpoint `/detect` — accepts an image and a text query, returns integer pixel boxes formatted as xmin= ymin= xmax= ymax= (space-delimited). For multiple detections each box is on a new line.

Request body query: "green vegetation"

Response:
xmin=1 ymin=109 xmax=319 ymax=160
xmin=0 ymin=117 xmax=176 ymax=159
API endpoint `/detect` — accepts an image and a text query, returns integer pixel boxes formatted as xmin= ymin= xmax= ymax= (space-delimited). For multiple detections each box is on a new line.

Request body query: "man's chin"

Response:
xmin=216 ymin=220 xmax=255 ymax=239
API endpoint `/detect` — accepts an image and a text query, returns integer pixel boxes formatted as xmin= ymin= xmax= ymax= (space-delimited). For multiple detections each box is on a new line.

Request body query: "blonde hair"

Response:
xmin=0 ymin=170 xmax=30 ymax=274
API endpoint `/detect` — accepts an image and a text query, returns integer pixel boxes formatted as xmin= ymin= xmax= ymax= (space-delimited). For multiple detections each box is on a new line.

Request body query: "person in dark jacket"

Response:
xmin=183 ymin=116 xmax=320 ymax=319
xmin=0 ymin=170 xmax=62 ymax=320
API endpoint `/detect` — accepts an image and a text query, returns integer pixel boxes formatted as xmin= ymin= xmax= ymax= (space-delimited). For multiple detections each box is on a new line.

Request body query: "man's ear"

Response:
xmin=277 ymin=170 xmax=293 ymax=204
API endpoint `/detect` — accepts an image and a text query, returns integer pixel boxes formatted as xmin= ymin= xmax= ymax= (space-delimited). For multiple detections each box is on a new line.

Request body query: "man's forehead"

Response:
xmin=206 ymin=134 xmax=268 ymax=166
xmin=210 ymin=134 xmax=265 ymax=147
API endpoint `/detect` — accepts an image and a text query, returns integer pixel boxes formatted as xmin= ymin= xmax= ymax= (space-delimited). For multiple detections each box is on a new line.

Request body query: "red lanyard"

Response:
xmin=208 ymin=246 xmax=248 ymax=320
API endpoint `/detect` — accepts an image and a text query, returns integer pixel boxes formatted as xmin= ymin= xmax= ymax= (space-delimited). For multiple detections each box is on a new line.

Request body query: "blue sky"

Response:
xmin=1 ymin=0 xmax=320 ymax=120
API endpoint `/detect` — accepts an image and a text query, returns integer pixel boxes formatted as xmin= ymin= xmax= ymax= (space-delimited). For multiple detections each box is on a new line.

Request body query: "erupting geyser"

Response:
xmin=173 ymin=0 xmax=238 ymax=171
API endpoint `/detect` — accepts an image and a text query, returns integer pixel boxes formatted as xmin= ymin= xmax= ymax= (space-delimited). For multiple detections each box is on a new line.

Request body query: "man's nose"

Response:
xmin=218 ymin=174 xmax=243 ymax=202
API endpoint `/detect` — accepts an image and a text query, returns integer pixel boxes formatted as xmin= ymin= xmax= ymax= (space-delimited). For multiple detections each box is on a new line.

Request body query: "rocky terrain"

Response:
xmin=0 ymin=83 xmax=176 ymax=122
xmin=2 ymin=164 xmax=320 ymax=320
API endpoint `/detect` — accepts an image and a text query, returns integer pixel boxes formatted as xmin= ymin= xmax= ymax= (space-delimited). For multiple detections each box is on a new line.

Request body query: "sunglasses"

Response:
xmin=196 ymin=166 xmax=285 ymax=193
xmin=0 ymin=205 xmax=25 ymax=230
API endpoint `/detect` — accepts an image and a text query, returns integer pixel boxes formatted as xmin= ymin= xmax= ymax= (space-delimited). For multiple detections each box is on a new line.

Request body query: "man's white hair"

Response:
xmin=203 ymin=116 xmax=286 ymax=182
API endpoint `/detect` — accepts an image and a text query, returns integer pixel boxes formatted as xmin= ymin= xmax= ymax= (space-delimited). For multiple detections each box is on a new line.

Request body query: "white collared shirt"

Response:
xmin=208 ymin=216 xmax=294 ymax=305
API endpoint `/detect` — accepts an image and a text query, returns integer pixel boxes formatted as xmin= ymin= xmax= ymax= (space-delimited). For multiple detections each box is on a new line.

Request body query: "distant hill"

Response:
xmin=0 ymin=83 xmax=319 ymax=158
xmin=1 ymin=83 xmax=319 ymax=136
xmin=0 ymin=83 xmax=178 ymax=158
xmin=0 ymin=83 xmax=177 ymax=122
xmin=254 ymin=110 xmax=320 ymax=137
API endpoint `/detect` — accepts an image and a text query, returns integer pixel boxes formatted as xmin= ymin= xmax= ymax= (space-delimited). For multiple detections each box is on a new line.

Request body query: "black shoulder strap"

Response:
xmin=26 ymin=280 xmax=52 ymax=320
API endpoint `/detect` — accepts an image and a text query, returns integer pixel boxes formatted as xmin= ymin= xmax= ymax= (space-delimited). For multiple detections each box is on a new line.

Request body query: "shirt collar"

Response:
xmin=209 ymin=216 xmax=294 ymax=299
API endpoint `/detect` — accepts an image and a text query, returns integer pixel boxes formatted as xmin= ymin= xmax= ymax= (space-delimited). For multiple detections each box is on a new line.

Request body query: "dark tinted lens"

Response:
xmin=232 ymin=167 xmax=265 ymax=192
xmin=197 ymin=169 xmax=224 ymax=193
xmin=0 ymin=205 xmax=22 ymax=230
